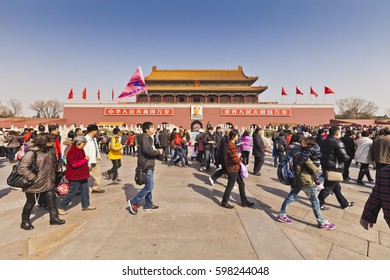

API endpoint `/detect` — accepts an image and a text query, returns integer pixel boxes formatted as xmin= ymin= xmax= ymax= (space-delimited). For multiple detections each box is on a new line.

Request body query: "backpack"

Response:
xmin=277 ymin=155 xmax=295 ymax=185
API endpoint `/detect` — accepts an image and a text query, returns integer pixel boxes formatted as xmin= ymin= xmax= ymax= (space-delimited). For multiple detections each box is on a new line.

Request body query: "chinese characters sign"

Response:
xmin=104 ymin=108 xmax=173 ymax=116
xmin=221 ymin=108 xmax=291 ymax=116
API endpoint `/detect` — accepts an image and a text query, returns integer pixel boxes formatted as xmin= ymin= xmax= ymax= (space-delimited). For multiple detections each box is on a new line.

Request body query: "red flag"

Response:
xmin=67 ymin=88 xmax=74 ymax=100
xmin=97 ymin=89 xmax=101 ymax=101
xmin=281 ymin=87 xmax=287 ymax=96
xmin=112 ymin=88 xmax=114 ymax=101
xmin=325 ymin=86 xmax=335 ymax=94
xmin=118 ymin=67 xmax=148 ymax=100
xmin=296 ymin=87 xmax=304 ymax=95
xmin=310 ymin=87 xmax=318 ymax=97
xmin=82 ymin=87 xmax=87 ymax=100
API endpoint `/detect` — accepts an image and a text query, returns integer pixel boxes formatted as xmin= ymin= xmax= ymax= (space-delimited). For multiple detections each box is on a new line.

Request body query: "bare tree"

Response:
xmin=8 ymin=99 xmax=23 ymax=117
xmin=30 ymin=99 xmax=64 ymax=118
xmin=336 ymin=97 xmax=379 ymax=119
xmin=385 ymin=108 xmax=390 ymax=117
xmin=0 ymin=101 xmax=13 ymax=118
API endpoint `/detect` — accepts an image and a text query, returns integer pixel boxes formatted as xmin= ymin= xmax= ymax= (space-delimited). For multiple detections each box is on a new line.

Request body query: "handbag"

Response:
xmin=7 ymin=151 xmax=39 ymax=189
xmin=323 ymin=170 xmax=343 ymax=182
xmin=134 ymin=166 xmax=146 ymax=185
xmin=240 ymin=162 xmax=249 ymax=178
xmin=56 ymin=172 xmax=70 ymax=195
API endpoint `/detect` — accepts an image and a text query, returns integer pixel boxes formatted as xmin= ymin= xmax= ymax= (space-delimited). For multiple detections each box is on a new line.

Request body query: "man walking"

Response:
xmin=104 ymin=127 xmax=124 ymax=182
xmin=84 ymin=124 xmax=105 ymax=193
xmin=318 ymin=126 xmax=355 ymax=210
xmin=128 ymin=122 xmax=162 ymax=214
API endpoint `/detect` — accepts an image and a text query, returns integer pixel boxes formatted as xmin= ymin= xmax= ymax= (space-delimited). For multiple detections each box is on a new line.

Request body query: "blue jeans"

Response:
xmin=279 ymin=186 xmax=325 ymax=224
xmin=131 ymin=168 xmax=154 ymax=208
xmin=59 ymin=179 xmax=90 ymax=209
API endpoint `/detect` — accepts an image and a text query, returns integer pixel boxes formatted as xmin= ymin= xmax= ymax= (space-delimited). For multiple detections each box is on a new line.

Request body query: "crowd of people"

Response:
xmin=0 ymin=122 xmax=389 ymax=232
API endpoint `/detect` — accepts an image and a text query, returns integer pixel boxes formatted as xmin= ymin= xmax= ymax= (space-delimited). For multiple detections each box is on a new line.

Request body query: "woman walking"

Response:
xmin=221 ymin=130 xmax=255 ymax=209
xmin=58 ymin=136 xmax=96 ymax=214
xmin=355 ymin=131 xmax=374 ymax=185
xmin=19 ymin=133 xmax=65 ymax=230
xmin=240 ymin=130 xmax=251 ymax=166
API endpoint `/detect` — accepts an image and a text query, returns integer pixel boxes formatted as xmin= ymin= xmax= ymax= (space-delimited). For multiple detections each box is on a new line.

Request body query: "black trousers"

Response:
xmin=253 ymin=155 xmax=264 ymax=174
xmin=343 ymin=158 xmax=353 ymax=179
xmin=107 ymin=159 xmax=122 ymax=179
xmin=222 ymin=172 xmax=247 ymax=204
xmin=318 ymin=180 xmax=348 ymax=208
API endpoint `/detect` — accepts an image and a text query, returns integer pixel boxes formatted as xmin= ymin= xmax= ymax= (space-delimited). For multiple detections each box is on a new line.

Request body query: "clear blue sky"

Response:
xmin=1 ymin=0 xmax=389 ymax=116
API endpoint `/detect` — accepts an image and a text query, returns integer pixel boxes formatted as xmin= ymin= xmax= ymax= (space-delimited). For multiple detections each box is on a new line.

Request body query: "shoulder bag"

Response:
xmin=7 ymin=151 xmax=39 ymax=189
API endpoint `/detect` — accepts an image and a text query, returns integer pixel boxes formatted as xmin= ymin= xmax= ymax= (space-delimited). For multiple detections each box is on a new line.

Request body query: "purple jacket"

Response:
xmin=241 ymin=136 xmax=251 ymax=152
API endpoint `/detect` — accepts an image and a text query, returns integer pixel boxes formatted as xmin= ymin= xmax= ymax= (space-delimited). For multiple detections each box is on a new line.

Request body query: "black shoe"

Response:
xmin=221 ymin=202 xmax=234 ymax=209
xmin=254 ymin=172 xmax=261 ymax=176
xmin=50 ymin=218 xmax=65 ymax=225
xmin=242 ymin=201 xmax=255 ymax=207
xmin=357 ymin=181 xmax=365 ymax=186
xmin=342 ymin=202 xmax=355 ymax=209
xmin=92 ymin=189 xmax=105 ymax=193
xmin=20 ymin=221 xmax=34 ymax=230
xmin=368 ymin=178 xmax=374 ymax=182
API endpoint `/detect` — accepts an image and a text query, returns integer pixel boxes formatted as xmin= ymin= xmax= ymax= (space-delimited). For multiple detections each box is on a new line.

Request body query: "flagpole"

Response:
xmin=310 ymin=92 xmax=312 ymax=104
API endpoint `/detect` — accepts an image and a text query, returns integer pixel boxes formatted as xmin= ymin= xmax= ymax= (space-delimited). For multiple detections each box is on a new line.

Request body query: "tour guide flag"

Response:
xmin=281 ymin=87 xmax=287 ymax=96
xmin=325 ymin=86 xmax=335 ymax=94
xmin=82 ymin=87 xmax=87 ymax=100
xmin=67 ymin=88 xmax=73 ymax=100
xmin=296 ymin=87 xmax=304 ymax=95
xmin=310 ymin=86 xmax=318 ymax=97
xmin=118 ymin=67 xmax=148 ymax=100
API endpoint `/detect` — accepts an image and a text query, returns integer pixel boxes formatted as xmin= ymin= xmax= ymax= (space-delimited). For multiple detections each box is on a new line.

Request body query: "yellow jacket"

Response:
xmin=108 ymin=136 xmax=123 ymax=160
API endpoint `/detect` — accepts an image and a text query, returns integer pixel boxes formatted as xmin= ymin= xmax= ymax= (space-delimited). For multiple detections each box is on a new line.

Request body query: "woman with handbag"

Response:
xmin=18 ymin=133 xmax=65 ymax=230
xmin=221 ymin=129 xmax=254 ymax=209
xmin=58 ymin=136 xmax=96 ymax=215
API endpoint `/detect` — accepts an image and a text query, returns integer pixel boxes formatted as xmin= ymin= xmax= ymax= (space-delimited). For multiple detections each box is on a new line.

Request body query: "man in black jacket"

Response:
xmin=128 ymin=122 xmax=162 ymax=215
xmin=209 ymin=127 xmax=231 ymax=185
xmin=252 ymin=127 xmax=265 ymax=176
xmin=318 ymin=126 xmax=355 ymax=210
xmin=341 ymin=130 xmax=356 ymax=180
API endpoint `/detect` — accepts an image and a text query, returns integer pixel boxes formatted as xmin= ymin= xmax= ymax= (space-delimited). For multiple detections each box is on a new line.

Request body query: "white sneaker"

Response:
xmin=208 ymin=177 xmax=214 ymax=186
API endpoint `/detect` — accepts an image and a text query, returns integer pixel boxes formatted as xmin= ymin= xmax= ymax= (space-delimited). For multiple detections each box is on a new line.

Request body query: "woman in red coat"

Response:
xmin=58 ymin=136 xmax=96 ymax=215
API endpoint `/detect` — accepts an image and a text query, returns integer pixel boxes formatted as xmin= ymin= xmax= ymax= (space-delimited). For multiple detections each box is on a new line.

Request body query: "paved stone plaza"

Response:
xmin=0 ymin=151 xmax=389 ymax=260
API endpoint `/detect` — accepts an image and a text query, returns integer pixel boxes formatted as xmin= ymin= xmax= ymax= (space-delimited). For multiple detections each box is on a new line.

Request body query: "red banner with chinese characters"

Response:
xmin=104 ymin=108 xmax=173 ymax=116
xmin=221 ymin=108 xmax=291 ymax=116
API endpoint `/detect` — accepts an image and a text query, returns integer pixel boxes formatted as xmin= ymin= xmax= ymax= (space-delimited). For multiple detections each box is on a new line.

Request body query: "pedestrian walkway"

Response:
xmin=0 ymin=154 xmax=389 ymax=260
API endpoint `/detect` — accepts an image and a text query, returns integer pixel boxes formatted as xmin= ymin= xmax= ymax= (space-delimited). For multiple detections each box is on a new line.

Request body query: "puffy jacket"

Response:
xmin=241 ymin=135 xmax=251 ymax=152
xmin=292 ymin=153 xmax=319 ymax=188
xmin=355 ymin=137 xmax=373 ymax=164
xmin=370 ymin=135 xmax=390 ymax=165
xmin=319 ymin=135 xmax=349 ymax=171
xmin=18 ymin=146 xmax=57 ymax=193
xmin=203 ymin=132 xmax=214 ymax=150
xmin=108 ymin=136 xmax=123 ymax=160
xmin=137 ymin=133 xmax=160 ymax=171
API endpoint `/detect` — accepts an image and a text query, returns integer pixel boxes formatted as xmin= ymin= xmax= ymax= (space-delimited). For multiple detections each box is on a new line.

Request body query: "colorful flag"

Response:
xmin=310 ymin=87 xmax=318 ymax=97
xmin=67 ymin=88 xmax=73 ymax=100
xmin=82 ymin=87 xmax=87 ymax=100
xmin=325 ymin=86 xmax=335 ymax=94
xmin=118 ymin=67 xmax=148 ymax=100
xmin=281 ymin=87 xmax=287 ymax=96
xmin=97 ymin=88 xmax=101 ymax=101
xmin=112 ymin=88 xmax=115 ymax=101
xmin=296 ymin=87 xmax=304 ymax=95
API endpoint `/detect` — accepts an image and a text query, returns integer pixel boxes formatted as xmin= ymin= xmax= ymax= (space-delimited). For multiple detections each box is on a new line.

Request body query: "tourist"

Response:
xmin=273 ymin=132 xmax=288 ymax=167
xmin=128 ymin=122 xmax=162 ymax=215
xmin=355 ymin=130 xmax=374 ymax=185
xmin=209 ymin=127 xmax=230 ymax=186
xmin=360 ymin=165 xmax=390 ymax=230
xmin=5 ymin=130 xmax=22 ymax=163
xmin=370 ymin=128 xmax=390 ymax=178
xmin=19 ymin=133 xmax=65 ymax=230
xmin=104 ymin=127 xmax=124 ymax=182
xmin=121 ymin=130 xmax=129 ymax=155
xmin=0 ymin=131 xmax=6 ymax=158
xmin=341 ymin=130 xmax=356 ymax=181
xmin=240 ymin=130 xmax=251 ymax=166
xmin=62 ymin=130 xmax=75 ymax=159
xmin=126 ymin=131 xmax=137 ymax=157
xmin=158 ymin=127 xmax=170 ymax=161
xmin=168 ymin=130 xmax=188 ymax=167
xmin=252 ymin=127 xmax=265 ymax=176
xmin=220 ymin=129 xmax=254 ymax=209
xmin=84 ymin=124 xmax=105 ymax=193
xmin=277 ymin=137 xmax=335 ymax=230
xmin=58 ymin=136 xmax=96 ymax=215
xmin=202 ymin=127 xmax=215 ymax=172
xmin=317 ymin=126 xmax=355 ymax=210
xmin=195 ymin=129 xmax=205 ymax=167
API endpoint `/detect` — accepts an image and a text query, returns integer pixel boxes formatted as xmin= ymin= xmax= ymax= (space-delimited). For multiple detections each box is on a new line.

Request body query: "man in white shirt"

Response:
xmin=84 ymin=124 xmax=105 ymax=193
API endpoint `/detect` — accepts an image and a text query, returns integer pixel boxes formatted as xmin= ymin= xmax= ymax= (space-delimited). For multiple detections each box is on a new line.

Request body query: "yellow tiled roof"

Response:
xmin=145 ymin=66 xmax=259 ymax=82
xmin=146 ymin=85 xmax=267 ymax=93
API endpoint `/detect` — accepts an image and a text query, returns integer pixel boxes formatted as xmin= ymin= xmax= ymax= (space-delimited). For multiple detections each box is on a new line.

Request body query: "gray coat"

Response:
xmin=18 ymin=146 xmax=57 ymax=193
